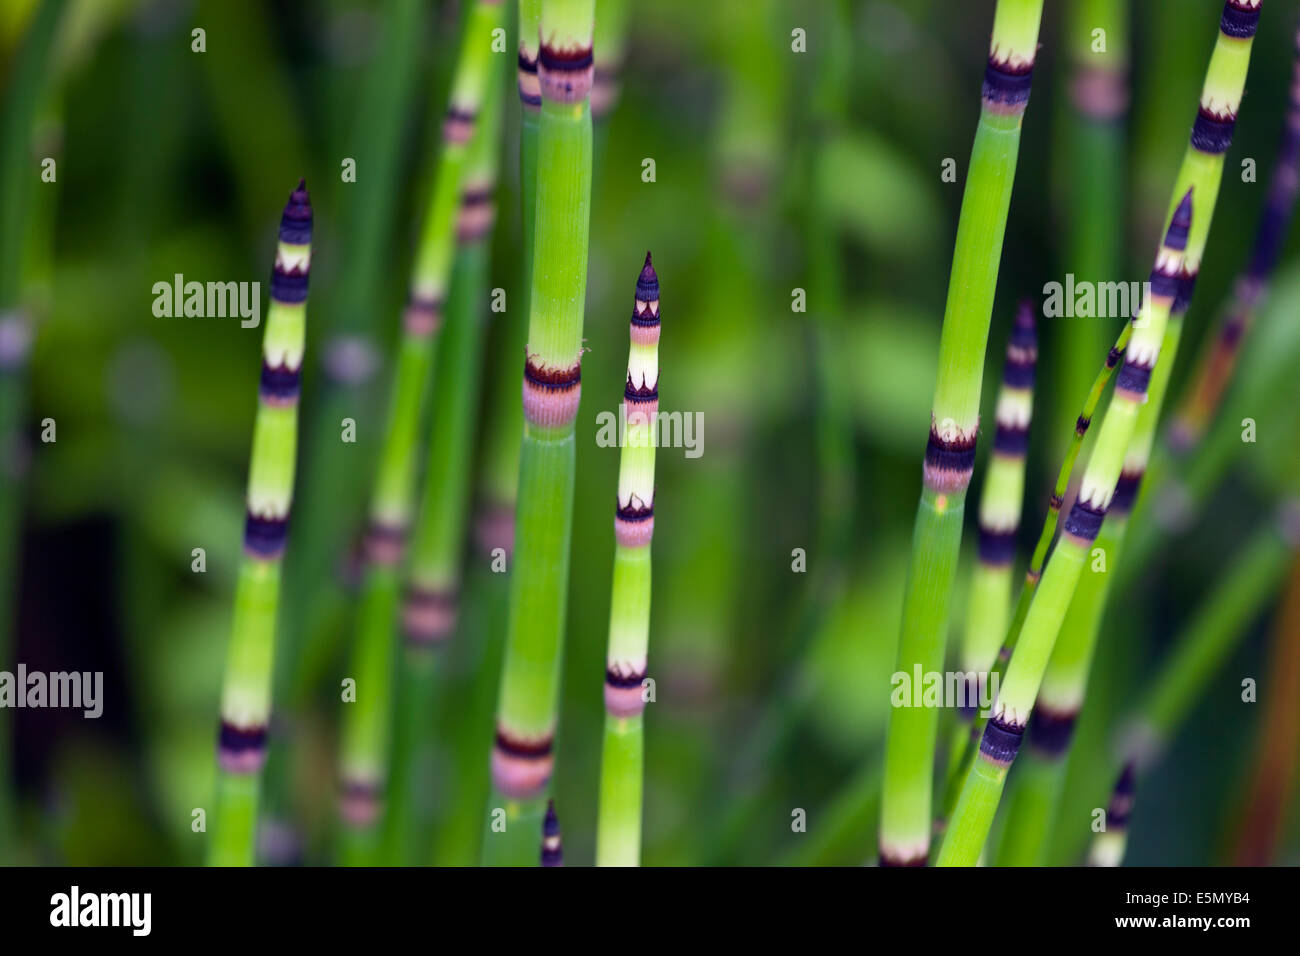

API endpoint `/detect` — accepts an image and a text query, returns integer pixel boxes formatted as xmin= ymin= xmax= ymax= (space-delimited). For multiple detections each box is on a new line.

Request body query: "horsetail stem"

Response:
xmin=1120 ymin=0 xmax=1262 ymax=518
xmin=592 ymin=0 xmax=630 ymax=121
xmin=595 ymin=254 xmax=659 ymax=867
xmin=941 ymin=304 xmax=1037 ymax=819
xmin=959 ymin=302 xmax=1037 ymax=691
xmin=1167 ymin=12 xmax=1300 ymax=458
xmin=541 ymin=799 xmax=564 ymax=866
xmin=1089 ymin=502 xmax=1300 ymax=866
xmin=207 ymin=181 xmax=312 ymax=867
xmin=382 ymin=58 xmax=507 ymax=863
xmin=276 ymin=0 xmax=424 ymax=711
xmin=484 ymin=0 xmax=594 ymax=867
xmin=994 ymin=0 xmax=1267 ymax=866
xmin=404 ymin=34 xmax=506 ymax=654
xmin=477 ymin=0 xmax=541 ymax=539
xmin=1053 ymin=0 xmax=1129 ymax=460
xmin=880 ymin=0 xmax=1045 ymax=867
xmin=937 ymin=191 xmax=1194 ymax=867
xmin=337 ymin=0 xmax=504 ymax=861
xmin=941 ymin=311 xmax=1132 ymax=827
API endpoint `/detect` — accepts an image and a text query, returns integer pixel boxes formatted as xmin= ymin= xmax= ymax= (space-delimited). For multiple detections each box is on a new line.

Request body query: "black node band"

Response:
xmin=993 ymin=423 xmax=1029 ymax=456
xmin=260 ymin=362 xmax=301 ymax=401
xmin=270 ymin=268 xmax=310 ymax=304
xmin=1116 ymin=360 xmax=1151 ymax=395
xmin=1028 ymin=709 xmax=1077 ymax=757
xmin=244 ymin=513 xmax=289 ymax=556
xmin=1110 ymin=471 xmax=1143 ymax=515
xmin=980 ymin=715 xmax=1024 ymax=765
xmin=925 ymin=432 xmax=977 ymax=473
xmin=1002 ymin=357 xmax=1036 ymax=389
xmin=219 ymin=721 xmax=268 ymax=754
xmin=1191 ymin=109 xmax=1236 ymax=154
xmin=1149 ymin=268 xmax=1181 ymax=300
xmin=982 ymin=60 xmax=1034 ymax=108
xmin=1064 ymin=499 xmax=1106 ymax=541
xmin=1220 ymin=2 xmax=1261 ymax=39
xmin=978 ymin=526 xmax=1018 ymax=565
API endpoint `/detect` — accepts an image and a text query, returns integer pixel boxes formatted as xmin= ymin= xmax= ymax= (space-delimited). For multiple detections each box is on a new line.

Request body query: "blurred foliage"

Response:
xmin=2 ymin=0 xmax=1300 ymax=866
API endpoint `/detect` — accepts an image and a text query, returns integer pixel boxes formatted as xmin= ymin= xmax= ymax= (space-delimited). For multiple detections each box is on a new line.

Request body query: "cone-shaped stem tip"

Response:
xmin=543 ymin=799 xmax=560 ymax=837
xmin=636 ymin=251 xmax=659 ymax=301
xmin=280 ymin=179 xmax=313 ymax=244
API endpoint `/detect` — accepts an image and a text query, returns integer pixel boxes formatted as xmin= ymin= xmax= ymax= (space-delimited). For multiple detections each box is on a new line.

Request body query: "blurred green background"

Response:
xmin=2 ymin=0 xmax=1299 ymax=866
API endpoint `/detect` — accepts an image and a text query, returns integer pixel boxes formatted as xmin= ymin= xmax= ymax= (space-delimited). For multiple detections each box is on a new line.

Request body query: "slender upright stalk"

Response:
xmin=483 ymin=0 xmax=594 ymax=867
xmin=1167 ymin=25 xmax=1300 ymax=457
xmin=208 ymin=181 xmax=313 ymax=867
xmin=595 ymin=254 xmax=659 ymax=867
xmin=938 ymin=191 xmax=1194 ymax=867
xmin=879 ymin=0 xmax=1045 ymax=866
xmin=428 ymin=0 xmax=540 ymax=867
xmin=941 ymin=315 xmax=1131 ymax=825
xmin=1124 ymin=10 xmax=1300 ymax=559
xmin=996 ymin=0 xmax=1268 ymax=865
xmin=383 ymin=48 xmax=506 ymax=863
xmin=1116 ymin=0 xmax=1262 ymax=547
xmin=0 ymin=0 xmax=65 ymax=860
xmin=277 ymin=0 xmax=426 ymax=718
xmin=942 ymin=303 xmax=1036 ymax=811
xmin=260 ymin=0 xmax=426 ymax=865
xmin=1052 ymin=0 xmax=1129 ymax=458
xmin=958 ymin=303 xmax=1037 ymax=698
xmin=478 ymin=0 xmax=541 ymax=550
xmin=337 ymin=0 xmax=503 ymax=864
xmin=1089 ymin=503 xmax=1300 ymax=865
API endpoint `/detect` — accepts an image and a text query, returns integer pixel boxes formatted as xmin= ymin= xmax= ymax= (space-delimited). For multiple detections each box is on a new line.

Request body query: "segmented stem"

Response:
xmin=484 ymin=0 xmax=594 ymax=867
xmin=337 ymin=0 xmax=505 ymax=862
xmin=938 ymin=190 xmax=1195 ymax=866
xmin=208 ymin=181 xmax=312 ymax=867
xmin=880 ymin=0 xmax=1045 ymax=866
xmin=596 ymin=254 xmax=659 ymax=867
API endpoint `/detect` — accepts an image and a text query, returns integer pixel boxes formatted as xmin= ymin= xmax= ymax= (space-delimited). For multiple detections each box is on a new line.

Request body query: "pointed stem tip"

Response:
xmin=636 ymin=251 xmax=659 ymax=302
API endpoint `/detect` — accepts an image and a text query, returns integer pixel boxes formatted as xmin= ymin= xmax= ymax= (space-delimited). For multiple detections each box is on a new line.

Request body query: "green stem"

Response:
xmin=940 ymin=0 xmax=1261 ymax=867
xmin=938 ymin=188 xmax=1195 ymax=867
xmin=881 ymin=0 xmax=1045 ymax=866
xmin=1052 ymin=0 xmax=1129 ymax=459
xmin=595 ymin=255 xmax=660 ymax=866
xmin=208 ymin=182 xmax=313 ymax=867
xmin=382 ymin=32 xmax=507 ymax=865
xmin=336 ymin=0 xmax=504 ymax=863
xmin=483 ymin=0 xmax=594 ymax=867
